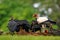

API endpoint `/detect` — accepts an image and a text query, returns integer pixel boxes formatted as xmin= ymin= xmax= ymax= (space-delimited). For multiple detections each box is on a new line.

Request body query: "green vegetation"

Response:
xmin=0 ymin=35 xmax=60 ymax=40
xmin=0 ymin=0 xmax=60 ymax=31
xmin=0 ymin=1 xmax=60 ymax=40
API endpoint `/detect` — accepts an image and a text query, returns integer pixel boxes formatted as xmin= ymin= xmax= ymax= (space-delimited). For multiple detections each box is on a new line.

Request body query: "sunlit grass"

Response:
xmin=0 ymin=35 xmax=60 ymax=40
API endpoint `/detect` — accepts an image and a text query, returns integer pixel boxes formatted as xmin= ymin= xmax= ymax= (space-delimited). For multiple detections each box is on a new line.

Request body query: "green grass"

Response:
xmin=0 ymin=35 xmax=60 ymax=40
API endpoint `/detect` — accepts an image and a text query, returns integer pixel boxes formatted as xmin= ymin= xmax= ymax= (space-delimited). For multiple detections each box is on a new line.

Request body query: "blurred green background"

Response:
xmin=0 ymin=0 xmax=60 ymax=31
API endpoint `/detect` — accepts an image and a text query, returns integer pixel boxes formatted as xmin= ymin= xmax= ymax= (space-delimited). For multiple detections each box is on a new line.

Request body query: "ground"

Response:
xmin=0 ymin=35 xmax=60 ymax=40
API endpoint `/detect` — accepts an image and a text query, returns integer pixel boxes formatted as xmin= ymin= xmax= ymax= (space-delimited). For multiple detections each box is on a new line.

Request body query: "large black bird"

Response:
xmin=7 ymin=19 xmax=30 ymax=35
